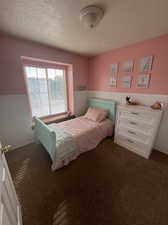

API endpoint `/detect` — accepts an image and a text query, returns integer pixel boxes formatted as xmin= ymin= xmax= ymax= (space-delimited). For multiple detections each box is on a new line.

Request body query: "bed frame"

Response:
xmin=34 ymin=98 xmax=117 ymax=156
xmin=34 ymin=117 xmax=56 ymax=159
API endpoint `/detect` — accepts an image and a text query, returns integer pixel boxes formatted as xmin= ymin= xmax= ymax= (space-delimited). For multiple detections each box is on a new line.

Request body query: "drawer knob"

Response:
xmin=127 ymin=139 xmax=134 ymax=144
xmin=130 ymin=121 xmax=137 ymax=125
xmin=128 ymin=130 xmax=136 ymax=135
xmin=131 ymin=112 xmax=139 ymax=115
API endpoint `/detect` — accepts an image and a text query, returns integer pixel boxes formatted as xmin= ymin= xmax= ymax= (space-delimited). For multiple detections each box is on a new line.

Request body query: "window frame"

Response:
xmin=23 ymin=64 xmax=68 ymax=119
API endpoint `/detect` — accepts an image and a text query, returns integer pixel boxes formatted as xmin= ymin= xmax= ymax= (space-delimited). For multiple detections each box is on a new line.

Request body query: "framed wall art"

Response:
xmin=109 ymin=76 xmax=117 ymax=88
xmin=121 ymin=60 xmax=134 ymax=73
xmin=109 ymin=63 xmax=118 ymax=87
xmin=137 ymin=74 xmax=150 ymax=88
xmin=122 ymin=76 xmax=132 ymax=88
xmin=111 ymin=63 xmax=118 ymax=75
xmin=140 ymin=56 xmax=153 ymax=72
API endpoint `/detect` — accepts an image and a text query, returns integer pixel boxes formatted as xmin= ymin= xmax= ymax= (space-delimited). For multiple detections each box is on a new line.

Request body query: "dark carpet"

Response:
xmin=6 ymin=138 xmax=168 ymax=225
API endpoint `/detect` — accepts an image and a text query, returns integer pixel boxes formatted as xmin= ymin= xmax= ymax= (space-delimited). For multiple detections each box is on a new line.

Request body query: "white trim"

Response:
xmin=88 ymin=91 xmax=168 ymax=105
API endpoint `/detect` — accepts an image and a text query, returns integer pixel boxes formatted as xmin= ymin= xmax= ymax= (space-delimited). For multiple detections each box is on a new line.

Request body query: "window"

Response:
xmin=25 ymin=66 xmax=67 ymax=118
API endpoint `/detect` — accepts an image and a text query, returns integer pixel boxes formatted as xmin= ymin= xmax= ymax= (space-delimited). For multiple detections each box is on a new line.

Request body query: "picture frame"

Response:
xmin=122 ymin=76 xmax=132 ymax=88
xmin=140 ymin=56 xmax=153 ymax=72
xmin=111 ymin=63 xmax=118 ymax=75
xmin=109 ymin=75 xmax=117 ymax=88
xmin=109 ymin=63 xmax=118 ymax=87
xmin=137 ymin=74 xmax=150 ymax=88
xmin=121 ymin=60 xmax=134 ymax=73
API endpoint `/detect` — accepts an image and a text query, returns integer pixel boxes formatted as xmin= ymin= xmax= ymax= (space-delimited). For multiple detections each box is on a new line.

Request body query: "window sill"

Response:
xmin=31 ymin=113 xmax=76 ymax=130
xmin=41 ymin=113 xmax=75 ymax=124
xmin=41 ymin=113 xmax=68 ymax=124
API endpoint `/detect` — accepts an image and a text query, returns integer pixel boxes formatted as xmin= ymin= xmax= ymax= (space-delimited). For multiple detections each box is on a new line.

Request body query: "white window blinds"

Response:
xmin=25 ymin=66 xmax=67 ymax=117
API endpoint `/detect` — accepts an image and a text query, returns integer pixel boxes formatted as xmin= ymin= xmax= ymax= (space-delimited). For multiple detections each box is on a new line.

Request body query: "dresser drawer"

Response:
xmin=115 ymin=134 xmax=150 ymax=157
xmin=117 ymin=126 xmax=150 ymax=143
xmin=119 ymin=110 xmax=156 ymax=125
xmin=118 ymin=118 xmax=153 ymax=134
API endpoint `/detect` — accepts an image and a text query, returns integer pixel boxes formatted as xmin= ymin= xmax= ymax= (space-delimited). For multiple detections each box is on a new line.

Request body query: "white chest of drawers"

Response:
xmin=114 ymin=104 xmax=162 ymax=159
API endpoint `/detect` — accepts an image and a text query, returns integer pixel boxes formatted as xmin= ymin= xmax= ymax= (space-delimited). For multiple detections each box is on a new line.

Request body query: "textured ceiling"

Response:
xmin=0 ymin=0 xmax=168 ymax=56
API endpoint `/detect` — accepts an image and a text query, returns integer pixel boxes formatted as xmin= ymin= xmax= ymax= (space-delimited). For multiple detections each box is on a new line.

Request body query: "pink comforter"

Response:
xmin=59 ymin=116 xmax=113 ymax=154
xmin=50 ymin=116 xmax=113 ymax=170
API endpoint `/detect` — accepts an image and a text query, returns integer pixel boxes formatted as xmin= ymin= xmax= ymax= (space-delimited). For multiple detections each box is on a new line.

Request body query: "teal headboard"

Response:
xmin=88 ymin=98 xmax=117 ymax=121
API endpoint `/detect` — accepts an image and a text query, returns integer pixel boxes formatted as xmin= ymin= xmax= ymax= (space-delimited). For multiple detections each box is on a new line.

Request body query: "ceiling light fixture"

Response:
xmin=80 ymin=5 xmax=105 ymax=29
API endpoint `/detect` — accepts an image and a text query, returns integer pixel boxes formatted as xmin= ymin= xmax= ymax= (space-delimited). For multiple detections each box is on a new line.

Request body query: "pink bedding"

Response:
xmin=49 ymin=116 xmax=113 ymax=170
xmin=58 ymin=116 xmax=113 ymax=154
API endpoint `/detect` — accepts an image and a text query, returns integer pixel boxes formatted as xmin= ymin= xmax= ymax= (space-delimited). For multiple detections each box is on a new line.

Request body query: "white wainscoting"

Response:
xmin=0 ymin=91 xmax=88 ymax=149
xmin=0 ymin=94 xmax=34 ymax=149
xmin=88 ymin=91 xmax=168 ymax=155
xmin=1 ymin=91 xmax=167 ymax=154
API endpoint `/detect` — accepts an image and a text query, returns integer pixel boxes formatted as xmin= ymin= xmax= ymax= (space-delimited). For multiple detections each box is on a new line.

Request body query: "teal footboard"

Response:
xmin=33 ymin=117 xmax=56 ymax=160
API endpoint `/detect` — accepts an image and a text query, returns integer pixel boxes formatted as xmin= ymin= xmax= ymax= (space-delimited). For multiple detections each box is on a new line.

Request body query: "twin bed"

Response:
xmin=34 ymin=98 xmax=116 ymax=171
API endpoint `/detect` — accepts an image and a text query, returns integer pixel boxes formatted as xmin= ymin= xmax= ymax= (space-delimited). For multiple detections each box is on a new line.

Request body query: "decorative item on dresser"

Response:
xmin=114 ymin=104 xmax=163 ymax=159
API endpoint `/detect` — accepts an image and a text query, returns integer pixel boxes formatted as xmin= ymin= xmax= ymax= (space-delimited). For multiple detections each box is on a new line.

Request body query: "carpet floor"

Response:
xmin=6 ymin=138 xmax=168 ymax=225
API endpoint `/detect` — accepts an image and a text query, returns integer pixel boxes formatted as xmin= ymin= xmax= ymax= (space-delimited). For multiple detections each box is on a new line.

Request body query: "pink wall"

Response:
xmin=0 ymin=33 xmax=89 ymax=95
xmin=1 ymin=33 xmax=168 ymax=96
xmin=89 ymin=34 xmax=168 ymax=95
